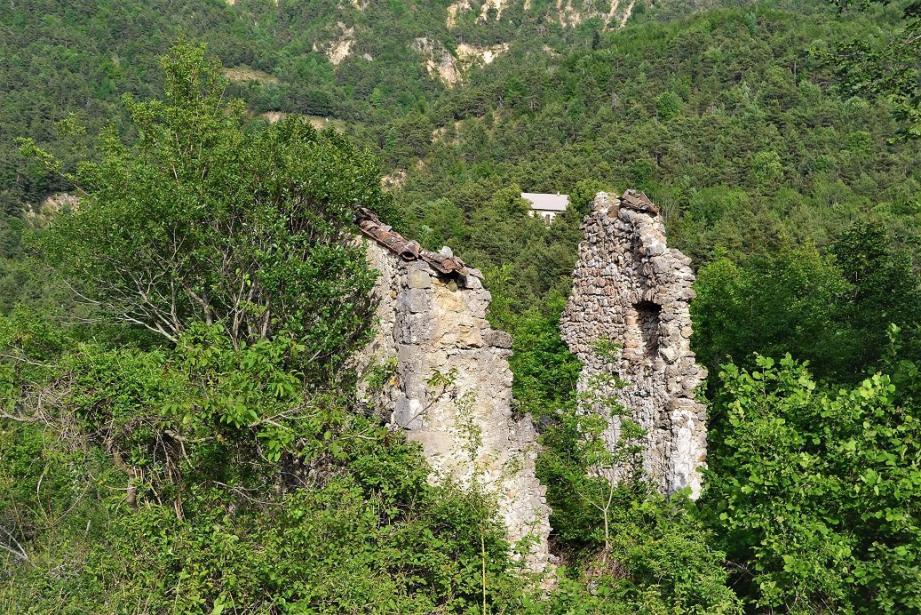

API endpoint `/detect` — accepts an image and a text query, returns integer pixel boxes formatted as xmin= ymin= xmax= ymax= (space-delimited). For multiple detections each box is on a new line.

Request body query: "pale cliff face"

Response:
xmin=448 ymin=0 xmax=639 ymax=29
xmin=412 ymin=38 xmax=511 ymax=87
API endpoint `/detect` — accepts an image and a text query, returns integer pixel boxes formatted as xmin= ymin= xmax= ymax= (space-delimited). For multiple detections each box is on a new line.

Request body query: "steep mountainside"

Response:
xmin=0 ymin=0 xmax=720 ymax=218
xmin=384 ymin=3 xmax=920 ymax=266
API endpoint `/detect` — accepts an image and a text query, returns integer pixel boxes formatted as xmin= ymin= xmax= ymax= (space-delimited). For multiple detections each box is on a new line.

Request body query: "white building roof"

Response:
xmin=522 ymin=192 xmax=569 ymax=212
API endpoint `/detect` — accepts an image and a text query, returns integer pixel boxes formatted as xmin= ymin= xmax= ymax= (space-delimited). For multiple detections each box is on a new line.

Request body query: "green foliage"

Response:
xmin=537 ymin=410 xmax=741 ymax=613
xmin=704 ymin=355 xmax=921 ymax=612
xmin=830 ymin=222 xmax=921 ymax=371
xmin=693 ymin=223 xmax=921 ymax=383
xmin=693 ymin=245 xmax=852 ymax=381
xmin=507 ymin=294 xmax=582 ymax=417
xmin=537 ymin=492 xmax=742 ymax=614
xmin=0 ymin=319 xmax=523 ymax=613
xmin=569 ymin=179 xmax=614 ymax=217
xmin=749 ymin=149 xmax=783 ymax=188
xmin=531 ymin=335 xmax=740 ymax=613
xmin=655 ymin=91 xmax=683 ymax=121
xmin=821 ymin=0 xmax=921 ymax=138
xmin=30 ymin=44 xmax=386 ymax=380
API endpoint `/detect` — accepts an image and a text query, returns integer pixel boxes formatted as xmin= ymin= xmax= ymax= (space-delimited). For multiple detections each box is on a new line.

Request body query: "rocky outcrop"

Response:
xmin=355 ymin=210 xmax=552 ymax=574
xmin=412 ymin=38 xmax=461 ymax=87
xmin=411 ymin=39 xmax=508 ymax=87
xmin=456 ymin=43 xmax=509 ymax=66
xmin=447 ymin=0 xmax=473 ymax=27
xmin=561 ymin=191 xmax=707 ymax=498
xmin=445 ymin=0 xmax=636 ymax=30
xmin=324 ymin=22 xmax=356 ymax=66
xmin=27 ymin=193 xmax=80 ymax=227
xmin=477 ymin=0 xmax=508 ymax=22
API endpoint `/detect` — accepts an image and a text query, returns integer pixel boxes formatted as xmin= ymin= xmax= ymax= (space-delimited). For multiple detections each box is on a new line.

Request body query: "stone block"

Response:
xmin=484 ymin=329 xmax=513 ymax=349
xmin=392 ymin=397 xmax=424 ymax=429
xmin=397 ymin=288 xmax=430 ymax=313
xmin=461 ymin=273 xmax=483 ymax=289
xmin=407 ymin=268 xmax=432 ymax=289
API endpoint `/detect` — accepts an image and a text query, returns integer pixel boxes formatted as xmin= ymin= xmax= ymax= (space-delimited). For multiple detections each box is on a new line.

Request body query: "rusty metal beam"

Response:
xmin=620 ymin=189 xmax=659 ymax=216
xmin=356 ymin=208 xmax=469 ymax=277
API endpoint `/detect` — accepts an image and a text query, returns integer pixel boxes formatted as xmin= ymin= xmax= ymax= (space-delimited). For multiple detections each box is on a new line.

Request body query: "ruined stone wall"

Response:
xmin=356 ymin=218 xmax=552 ymax=574
xmin=560 ymin=191 xmax=707 ymax=498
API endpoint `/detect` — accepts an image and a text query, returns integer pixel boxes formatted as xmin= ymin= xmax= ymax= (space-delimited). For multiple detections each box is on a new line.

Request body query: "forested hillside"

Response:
xmin=2 ymin=0 xmax=921 ymax=612
xmin=0 ymin=0 xmax=642 ymax=211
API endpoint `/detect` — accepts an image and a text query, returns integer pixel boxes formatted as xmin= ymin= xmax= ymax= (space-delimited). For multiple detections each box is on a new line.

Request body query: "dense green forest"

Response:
xmin=2 ymin=0 xmax=921 ymax=612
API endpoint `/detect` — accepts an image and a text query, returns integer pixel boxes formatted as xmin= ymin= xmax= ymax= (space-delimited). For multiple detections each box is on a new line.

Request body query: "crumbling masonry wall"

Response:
xmin=560 ymin=191 xmax=707 ymax=498
xmin=355 ymin=212 xmax=552 ymax=574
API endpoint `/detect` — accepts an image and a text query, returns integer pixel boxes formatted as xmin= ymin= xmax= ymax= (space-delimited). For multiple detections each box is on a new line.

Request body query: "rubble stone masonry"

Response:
xmin=560 ymin=191 xmax=708 ymax=498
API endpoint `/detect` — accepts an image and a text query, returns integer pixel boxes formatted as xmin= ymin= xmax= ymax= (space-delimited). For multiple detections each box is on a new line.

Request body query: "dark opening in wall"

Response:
xmin=633 ymin=301 xmax=661 ymax=358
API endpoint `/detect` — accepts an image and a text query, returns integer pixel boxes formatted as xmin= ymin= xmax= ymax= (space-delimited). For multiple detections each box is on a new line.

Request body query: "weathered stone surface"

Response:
xmin=484 ymin=329 xmax=514 ymax=349
xmin=407 ymin=268 xmax=432 ymax=289
xmin=357 ymin=240 xmax=552 ymax=574
xmin=560 ymin=191 xmax=708 ymax=498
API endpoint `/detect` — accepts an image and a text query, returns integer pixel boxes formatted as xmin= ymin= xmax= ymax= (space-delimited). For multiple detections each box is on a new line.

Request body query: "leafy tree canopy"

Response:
xmin=25 ymin=44 xmax=390 ymax=379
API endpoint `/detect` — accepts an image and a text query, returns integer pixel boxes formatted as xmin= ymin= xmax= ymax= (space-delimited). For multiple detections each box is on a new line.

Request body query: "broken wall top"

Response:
xmin=356 ymin=207 xmax=485 ymax=288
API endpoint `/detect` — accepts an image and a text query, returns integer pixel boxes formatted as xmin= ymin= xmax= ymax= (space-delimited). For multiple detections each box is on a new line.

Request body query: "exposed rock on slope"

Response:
xmin=355 ymin=210 xmax=552 ymax=574
xmin=412 ymin=38 xmax=462 ymax=87
xmin=325 ymin=22 xmax=356 ymax=66
xmin=27 ymin=193 xmax=80 ymax=227
xmin=561 ymin=191 xmax=707 ymax=498
xmin=412 ymin=39 xmax=509 ymax=87
xmin=446 ymin=0 xmax=638 ymax=29
xmin=457 ymin=43 xmax=509 ymax=66
xmin=447 ymin=0 xmax=473 ymax=27
xmin=477 ymin=0 xmax=508 ymax=22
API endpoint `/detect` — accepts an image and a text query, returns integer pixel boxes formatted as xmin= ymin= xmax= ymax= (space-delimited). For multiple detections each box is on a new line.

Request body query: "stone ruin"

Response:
xmin=560 ymin=191 xmax=707 ymax=498
xmin=353 ymin=189 xmax=708 ymax=576
xmin=354 ymin=209 xmax=552 ymax=574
